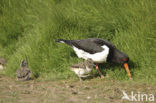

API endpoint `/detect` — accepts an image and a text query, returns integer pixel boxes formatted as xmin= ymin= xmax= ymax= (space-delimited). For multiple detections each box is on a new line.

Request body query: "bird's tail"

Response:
xmin=56 ymin=39 xmax=72 ymax=46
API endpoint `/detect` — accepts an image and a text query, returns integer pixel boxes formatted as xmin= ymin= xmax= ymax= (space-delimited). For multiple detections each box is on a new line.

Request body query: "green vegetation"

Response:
xmin=0 ymin=0 xmax=156 ymax=82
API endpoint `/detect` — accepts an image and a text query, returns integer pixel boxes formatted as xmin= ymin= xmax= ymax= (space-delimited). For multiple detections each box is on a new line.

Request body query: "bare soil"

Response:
xmin=0 ymin=75 xmax=156 ymax=103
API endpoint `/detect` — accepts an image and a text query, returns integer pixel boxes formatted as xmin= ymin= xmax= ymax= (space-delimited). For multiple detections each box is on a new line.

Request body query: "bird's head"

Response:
xmin=21 ymin=60 xmax=28 ymax=67
xmin=110 ymin=49 xmax=131 ymax=79
xmin=85 ymin=58 xmax=94 ymax=68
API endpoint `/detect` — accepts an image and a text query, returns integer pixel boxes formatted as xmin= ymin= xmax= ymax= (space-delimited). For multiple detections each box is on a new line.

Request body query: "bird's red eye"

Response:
xmin=122 ymin=58 xmax=127 ymax=61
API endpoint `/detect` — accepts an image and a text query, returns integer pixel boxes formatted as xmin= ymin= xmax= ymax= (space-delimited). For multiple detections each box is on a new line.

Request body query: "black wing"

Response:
xmin=71 ymin=39 xmax=105 ymax=54
xmin=56 ymin=38 xmax=116 ymax=54
xmin=88 ymin=38 xmax=116 ymax=49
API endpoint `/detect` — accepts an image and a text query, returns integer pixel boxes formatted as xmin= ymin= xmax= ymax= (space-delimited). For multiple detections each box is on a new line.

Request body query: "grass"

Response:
xmin=0 ymin=0 xmax=156 ymax=82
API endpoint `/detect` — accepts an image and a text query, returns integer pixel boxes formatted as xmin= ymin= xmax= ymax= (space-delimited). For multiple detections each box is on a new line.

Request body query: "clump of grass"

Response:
xmin=0 ymin=0 xmax=156 ymax=82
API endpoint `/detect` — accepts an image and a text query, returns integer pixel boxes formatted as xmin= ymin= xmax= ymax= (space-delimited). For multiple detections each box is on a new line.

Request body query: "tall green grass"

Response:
xmin=0 ymin=0 xmax=156 ymax=82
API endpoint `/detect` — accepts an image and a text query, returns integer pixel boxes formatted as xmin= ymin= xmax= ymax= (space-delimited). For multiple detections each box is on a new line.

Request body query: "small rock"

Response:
xmin=87 ymin=96 xmax=91 ymax=99
xmin=69 ymin=85 xmax=74 ymax=88
xmin=22 ymin=90 xmax=31 ymax=94
xmin=109 ymin=96 xmax=113 ymax=99
xmin=84 ymin=86 xmax=90 ymax=90
xmin=9 ymin=85 xmax=13 ymax=90
xmin=114 ymin=88 xmax=120 ymax=93
xmin=72 ymin=90 xmax=78 ymax=95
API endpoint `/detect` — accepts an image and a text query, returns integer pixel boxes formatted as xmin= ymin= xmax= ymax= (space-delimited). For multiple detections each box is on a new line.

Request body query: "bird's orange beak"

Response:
xmin=124 ymin=63 xmax=132 ymax=80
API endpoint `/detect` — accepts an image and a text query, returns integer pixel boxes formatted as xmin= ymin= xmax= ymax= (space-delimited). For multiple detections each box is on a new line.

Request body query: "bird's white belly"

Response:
xmin=72 ymin=68 xmax=91 ymax=77
xmin=73 ymin=45 xmax=109 ymax=63
xmin=0 ymin=65 xmax=4 ymax=70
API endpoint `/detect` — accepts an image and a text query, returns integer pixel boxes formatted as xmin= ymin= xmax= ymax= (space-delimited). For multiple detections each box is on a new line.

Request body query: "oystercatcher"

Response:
xmin=70 ymin=58 xmax=95 ymax=81
xmin=56 ymin=38 xmax=132 ymax=79
xmin=16 ymin=60 xmax=32 ymax=81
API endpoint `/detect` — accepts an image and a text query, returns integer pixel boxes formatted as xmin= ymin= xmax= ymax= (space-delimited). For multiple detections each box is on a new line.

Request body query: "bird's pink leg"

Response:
xmin=96 ymin=64 xmax=104 ymax=78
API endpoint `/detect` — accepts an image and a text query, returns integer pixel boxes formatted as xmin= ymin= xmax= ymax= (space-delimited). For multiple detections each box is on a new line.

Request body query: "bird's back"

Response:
xmin=16 ymin=67 xmax=31 ymax=81
xmin=71 ymin=62 xmax=86 ymax=69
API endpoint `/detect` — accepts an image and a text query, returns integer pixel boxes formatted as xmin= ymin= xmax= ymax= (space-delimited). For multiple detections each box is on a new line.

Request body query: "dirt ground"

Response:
xmin=0 ymin=75 xmax=156 ymax=103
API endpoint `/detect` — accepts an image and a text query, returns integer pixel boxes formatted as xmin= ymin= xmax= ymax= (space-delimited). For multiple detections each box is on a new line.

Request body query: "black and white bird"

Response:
xmin=70 ymin=58 xmax=94 ymax=81
xmin=56 ymin=38 xmax=132 ymax=79
xmin=16 ymin=60 xmax=32 ymax=81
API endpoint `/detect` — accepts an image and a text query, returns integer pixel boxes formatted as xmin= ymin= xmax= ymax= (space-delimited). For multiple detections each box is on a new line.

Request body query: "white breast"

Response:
xmin=73 ymin=45 xmax=109 ymax=63
xmin=0 ymin=65 xmax=4 ymax=70
xmin=71 ymin=67 xmax=92 ymax=77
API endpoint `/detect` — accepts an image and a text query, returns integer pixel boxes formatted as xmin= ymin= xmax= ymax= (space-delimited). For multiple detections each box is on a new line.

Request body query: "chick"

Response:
xmin=70 ymin=58 xmax=94 ymax=81
xmin=16 ymin=60 xmax=32 ymax=81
